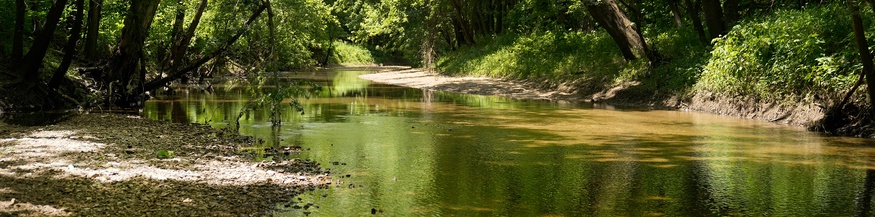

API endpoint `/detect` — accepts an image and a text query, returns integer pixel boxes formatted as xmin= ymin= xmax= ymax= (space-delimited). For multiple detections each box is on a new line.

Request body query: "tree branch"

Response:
xmin=142 ymin=3 xmax=268 ymax=93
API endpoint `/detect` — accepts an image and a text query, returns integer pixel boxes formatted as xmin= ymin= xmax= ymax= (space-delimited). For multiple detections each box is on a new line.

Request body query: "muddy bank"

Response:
xmin=685 ymin=92 xmax=825 ymax=126
xmin=359 ymin=68 xmax=873 ymax=138
xmin=0 ymin=113 xmax=330 ymax=216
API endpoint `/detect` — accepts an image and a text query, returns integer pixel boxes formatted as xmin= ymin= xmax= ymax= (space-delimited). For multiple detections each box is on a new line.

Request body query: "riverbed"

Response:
xmin=145 ymin=67 xmax=875 ymax=216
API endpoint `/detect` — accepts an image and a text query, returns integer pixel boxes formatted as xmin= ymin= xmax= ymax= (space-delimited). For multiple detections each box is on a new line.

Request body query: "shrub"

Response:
xmin=696 ymin=4 xmax=864 ymax=102
xmin=331 ymin=41 xmax=376 ymax=65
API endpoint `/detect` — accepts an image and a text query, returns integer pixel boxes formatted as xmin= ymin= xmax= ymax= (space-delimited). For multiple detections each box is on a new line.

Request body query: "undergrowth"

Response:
xmin=696 ymin=4 xmax=868 ymax=104
xmin=438 ymin=3 xmax=868 ymax=106
xmin=330 ymin=40 xmax=376 ymax=66
xmin=437 ymin=24 xmax=708 ymax=97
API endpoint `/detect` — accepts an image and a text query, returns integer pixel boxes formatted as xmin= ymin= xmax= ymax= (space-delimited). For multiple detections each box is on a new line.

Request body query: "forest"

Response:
xmin=5 ymin=0 xmax=875 ymax=216
xmin=2 ymin=0 xmax=875 ymax=134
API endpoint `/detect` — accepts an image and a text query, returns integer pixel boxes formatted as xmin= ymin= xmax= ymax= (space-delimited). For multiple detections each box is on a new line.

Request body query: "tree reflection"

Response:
xmin=858 ymin=169 xmax=875 ymax=217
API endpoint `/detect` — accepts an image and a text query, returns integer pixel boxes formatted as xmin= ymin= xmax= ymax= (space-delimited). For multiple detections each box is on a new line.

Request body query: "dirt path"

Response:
xmin=359 ymin=68 xmax=584 ymax=102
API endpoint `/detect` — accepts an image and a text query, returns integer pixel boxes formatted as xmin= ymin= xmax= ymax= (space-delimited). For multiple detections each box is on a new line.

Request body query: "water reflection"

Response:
xmin=144 ymin=68 xmax=875 ymax=216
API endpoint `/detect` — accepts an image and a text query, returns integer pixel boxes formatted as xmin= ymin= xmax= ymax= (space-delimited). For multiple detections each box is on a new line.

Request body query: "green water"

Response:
xmin=144 ymin=68 xmax=875 ymax=216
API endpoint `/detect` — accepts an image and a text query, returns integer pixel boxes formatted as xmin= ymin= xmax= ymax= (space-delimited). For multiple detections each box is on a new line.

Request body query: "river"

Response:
xmin=144 ymin=68 xmax=875 ymax=216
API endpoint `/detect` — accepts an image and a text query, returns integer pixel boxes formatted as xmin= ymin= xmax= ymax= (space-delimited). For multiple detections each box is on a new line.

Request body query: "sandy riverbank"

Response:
xmin=0 ymin=113 xmax=330 ymax=216
xmin=359 ymin=68 xmax=586 ymax=102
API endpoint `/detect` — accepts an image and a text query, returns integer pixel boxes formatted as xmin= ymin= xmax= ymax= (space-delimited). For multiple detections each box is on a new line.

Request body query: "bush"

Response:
xmin=696 ymin=4 xmax=864 ymax=101
xmin=330 ymin=41 xmax=376 ymax=65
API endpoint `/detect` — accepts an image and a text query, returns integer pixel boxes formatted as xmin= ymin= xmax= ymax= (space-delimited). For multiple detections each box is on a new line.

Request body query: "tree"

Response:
xmin=142 ymin=2 xmax=268 ymax=96
xmin=448 ymin=0 xmax=475 ymax=45
xmin=168 ymin=0 xmax=209 ymax=71
xmin=848 ymin=0 xmax=875 ymax=117
xmin=13 ymin=0 xmax=25 ymax=62
xmin=722 ymin=0 xmax=739 ymax=27
xmin=683 ymin=0 xmax=710 ymax=45
xmin=584 ymin=0 xmax=647 ymax=61
xmin=17 ymin=0 xmax=69 ymax=86
xmin=103 ymin=0 xmax=161 ymax=107
xmin=84 ymin=0 xmax=102 ymax=60
xmin=49 ymin=0 xmax=85 ymax=89
xmin=701 ymin=0 xmax=725 ymax=40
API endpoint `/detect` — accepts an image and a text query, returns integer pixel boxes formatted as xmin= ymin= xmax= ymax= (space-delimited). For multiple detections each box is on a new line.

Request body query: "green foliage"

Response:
xmin=0 ymin=2 xmax=13 ymax=55
xmin=506 ymin=0 xmax=589 ymax=32
xmin=236 ymin=70 xmax=323 ymax=127
xmin=647 ymin=25 xmax=710 ymax=94
xmin=330 ymin=0 xmax=433 ymax=65
xmin=437 ymin=31 xmax=627 ymax=87
xmin=156 ymin=150 xmax=175 ymax=159
xmin=330 ymin=40 xmax=375 ymax=65
xmin=697 ymin=4 xmax=862 ymax=101
xmin=436 ymin=22 xmax=711 ymax=98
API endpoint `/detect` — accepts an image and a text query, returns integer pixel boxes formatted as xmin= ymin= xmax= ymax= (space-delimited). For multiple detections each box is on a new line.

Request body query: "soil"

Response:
xmin=359 ymin=67 xmax=873 ymax=138
xmin=0 ymin=113 xmax=331 ymax=216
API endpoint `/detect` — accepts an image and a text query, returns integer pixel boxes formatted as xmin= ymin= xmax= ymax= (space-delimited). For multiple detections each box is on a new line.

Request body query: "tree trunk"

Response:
xmin=495 ymin=0 xmax=504 ymax=33
xmin=13 ymin=0 xmax=26 ymax=62
xmin=166 ymin=0 xmax=186 ymax=68
xmin=451 ymin=18 xmax=466 ymax=46
xmin=701 ymin=0 xmax=725 ymax=40
xmin=859 ymin=170 xmax=875 ymax=217
xmin=104 ymin=0 xmax=160 ymax=107
xmin=849 ymin=1 xmax=875 ymax=118
xmin=17 ymin=0 xmax=69 ymax=85
xmin=448 ymin=0 xmax=475 ymax=45
xmin=84 ymin=0 xmax=102 ymax=60
xmin=142 ymin=3 xmax=267 ymax=94
xmin=169 ymin=0 xmax=208 ymax=70
xmin=585 ymin=0 xmax=645 ymax=61
xmin=49 ymin=0 xmax=85 ymax=89
xmin=668 ymin=0 xmax=684 ymax=27
xmin=722 ymin=0 xmax=740 ymax=28
xmin=683 ymin=0 xmax=709 ymax=45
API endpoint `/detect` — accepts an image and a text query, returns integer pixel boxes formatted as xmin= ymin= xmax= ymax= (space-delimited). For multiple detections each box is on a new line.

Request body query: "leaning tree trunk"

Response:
xmin=701 ymin=0 xmax=725 ymax=40
xmin=13 ymin=0 xmax=25 ymax=62
xmin=17 ymin=0 xmax=69 ymax=85
xmin=104 ymin=0 xmax=160 ymax=107
xmin=849 ymin=1 xmax=875 ymax=117
xmin=585 ymin=0 xmax=646 ymax=61
xmin=49 ymin=0 xmax=85 ymax=89
xmin=84 ymin=0 xmax=102 ymax=60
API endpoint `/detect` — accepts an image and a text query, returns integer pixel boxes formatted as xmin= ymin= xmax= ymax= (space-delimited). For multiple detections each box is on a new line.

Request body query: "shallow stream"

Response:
xmin=144 ymin=68 xmax=875 ymax=216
